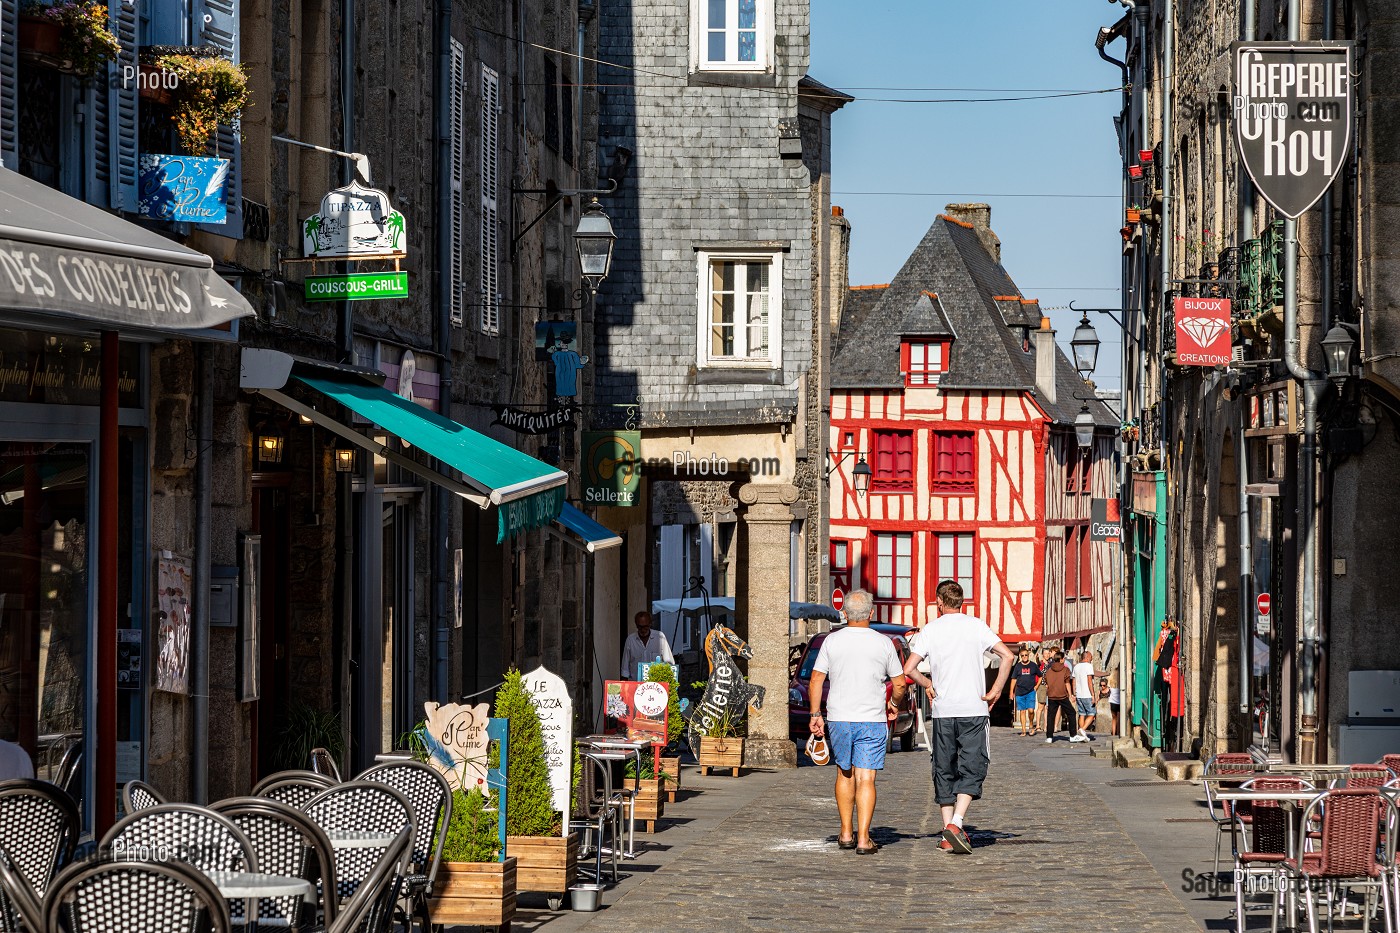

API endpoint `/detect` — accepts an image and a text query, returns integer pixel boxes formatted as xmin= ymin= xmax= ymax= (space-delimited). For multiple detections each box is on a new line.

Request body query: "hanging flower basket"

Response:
xmin=153 ymin=50 xmax=251 ymax=155
xmin=18 ymin=2 xmax=121 ymax=76
xmin=1139 ymin=149 xmax=1155 ymax=163
xmin=137 ymin=63 xmax=177 ymax=106
xmin=1128 ymin=164 xmax=1144 ymax=180
xmin=1125 ymin=208 xmax=1141 ymax=224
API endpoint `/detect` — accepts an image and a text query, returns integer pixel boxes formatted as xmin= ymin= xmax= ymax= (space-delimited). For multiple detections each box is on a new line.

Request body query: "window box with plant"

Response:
xmin=692 ymin=699 xmax=746 ymax=777
xmin=19 ymin=1 xmax=121 ymax=76
xmin=147 ymin=48 xmax=250 ymax=155
xmin=1125 ymin=206 xmax=1142 ymax=225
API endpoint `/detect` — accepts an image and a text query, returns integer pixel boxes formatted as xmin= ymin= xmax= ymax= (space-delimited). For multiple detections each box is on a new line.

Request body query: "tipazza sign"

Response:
xmin=1232 ymin=41 xmax=1355 ymax=219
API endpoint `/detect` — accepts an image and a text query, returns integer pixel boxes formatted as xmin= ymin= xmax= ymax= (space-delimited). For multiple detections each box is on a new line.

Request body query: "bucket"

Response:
xmin=569 ymin=883 xmax=605 ymax=912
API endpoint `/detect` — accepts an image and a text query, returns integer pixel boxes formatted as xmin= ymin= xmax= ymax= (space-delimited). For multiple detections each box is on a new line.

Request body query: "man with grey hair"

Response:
xmin=809 ymin=589 xmax=908 ymax=854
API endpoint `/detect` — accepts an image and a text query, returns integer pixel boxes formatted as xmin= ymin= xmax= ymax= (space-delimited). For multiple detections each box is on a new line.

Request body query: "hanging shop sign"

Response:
xmin=490 ymin=405 xmax=580 ymax=435
xmin=1091 ymin=498 xmax=1122 ymax=543
xmin=1232 ymin=41 xmax=1355 ymax=219
xmin=302 ymin=182 xmax=407 ymax=258
xmin=304 ymin=271 xmax=409 ymax=302
xmin=583 ymin=430 xmax=641 ymax=507
xmin=422 ymin=701 xmax=491 ymax=791
xmin=496 ymin=485 xmax=566 ymax=544
xmin=605 ymin=680 xmax=670 ymax=745
xmin=523 ymin=666 xmax=573 ymax=820
xmin=1246 ymin=381 xmax=1300 ymax=437
xmin=535 ymin=322 xmax=588 ymax=399
xmin=1174 ymin=297 xmax=1233 ymax=367
xmin=137 ymin=155 xmax=230 ymax=223
xmin=1131 ymin=472 xmax=1158 ymax=514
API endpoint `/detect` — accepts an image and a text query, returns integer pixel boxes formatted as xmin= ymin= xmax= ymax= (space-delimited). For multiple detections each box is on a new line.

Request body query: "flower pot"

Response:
xmin=18 ymin=15 xmax=73 ymax=71
xmin=697 ymin=736 xmax=744 ymax=777
xmin=428 ymin=858 xmax=517 ymax=927
xmin=138 ymin=63 xmax=176 ymax=106
xmin=1139 ymin=148 xmax=1154 ymax=163
xmin=1125 ymin=209 xmax=1141 ymax=224
xmin=1128 ymin=165 xmax=1144 ymax=180
xmin=660 ymin=756 xmax=681 ymax=802
xmin=625 ymin=778 xmax=666 ymax=833
xmin=506 ymin=833 xmax=577 ymax=905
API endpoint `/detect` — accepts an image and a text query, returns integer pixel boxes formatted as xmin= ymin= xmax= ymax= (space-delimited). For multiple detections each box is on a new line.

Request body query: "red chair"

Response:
xmin=1233 ymin=778 xmax=1314 ymax=933
xmin=1382 ymin=754 xmax=1400 ymax=779
xmin=1279 ymin=788 xmax=1397 ymax=933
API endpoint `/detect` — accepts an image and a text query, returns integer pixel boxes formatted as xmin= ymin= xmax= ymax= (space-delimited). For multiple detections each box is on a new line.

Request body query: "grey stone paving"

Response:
xmin=500 ymin=730 xmax=1209 ymax=933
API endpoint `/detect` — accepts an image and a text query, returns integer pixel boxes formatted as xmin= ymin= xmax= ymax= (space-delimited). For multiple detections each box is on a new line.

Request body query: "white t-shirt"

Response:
xmin=812 ymin=627 xmax=902 ymax=723
xmin=621 ymin=630 xmax=674 ymax=679
xmin=909 ymin=613 xmax=1000 ymax=719
xmin=0 ymin=740 xmax=33 ymax=782
xmin=1073 ymin=661 xmax=1096 ymax=698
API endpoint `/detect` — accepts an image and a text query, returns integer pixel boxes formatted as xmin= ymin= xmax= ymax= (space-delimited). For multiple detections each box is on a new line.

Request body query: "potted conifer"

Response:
xmin=429 ymin=785 xmax=518 ymax=929
xmin=493 ymin=669 xmax=579 ymax=910
xmin=645 ymin=665 xmax=685 ymax=802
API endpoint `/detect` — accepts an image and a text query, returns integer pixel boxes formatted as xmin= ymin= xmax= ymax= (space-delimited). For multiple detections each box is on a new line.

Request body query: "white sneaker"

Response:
xmin=1045 ymin=737 xmax=1054 ymax=744
xmin=1069 ymin=734 xmax=1087 ymax=743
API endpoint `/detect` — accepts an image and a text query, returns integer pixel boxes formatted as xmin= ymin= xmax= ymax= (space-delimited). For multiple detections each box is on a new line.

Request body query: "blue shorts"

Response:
xmin=1076 ymin=697 xmax=1095 ymax=716
xmin=1015 ymin=693 xmax=1036 ymax=712
xmin=826 ymin=721 xmax=888 ymax=771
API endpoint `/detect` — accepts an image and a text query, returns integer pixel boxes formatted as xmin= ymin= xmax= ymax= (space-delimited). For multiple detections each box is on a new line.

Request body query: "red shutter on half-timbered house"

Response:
xmin=872 ymin=431 xmax=914 ymax=491
xmin=933 ymin=431 xmax=975 ymax=493
xmin=1064 ymin=526 xmax=1080 ymax=599
xmin=1079 ymin=523 xmax=1093 ymax=598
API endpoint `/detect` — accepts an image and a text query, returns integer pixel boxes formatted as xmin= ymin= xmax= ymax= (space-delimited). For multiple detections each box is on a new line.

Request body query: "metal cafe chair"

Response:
xmin=123 ymin=779 xmax=169 ymax=815
xmin=575 ymin=752 xmax=624 ymax=885
xmin=310 ymin=749 xmax=344 ymax=783
xmin=356 ymin=761 xmax=451 ymax=933
xmin=101 ymin=804 xmax=259 ymax=875
xmin=53 ymin=741 xmax=83 ymax=807
xmin=326 ymin=826 xmax=411 ymax=933
xmin=1277 ymin=787 xmax=1399 ymax=933
xmin=211 ymin=796 xmax=340 ymax=931
xmin=304 ymin=782 xmax=415 ymax=905
xmin=0 ymin=778 xmax=80 ymax=932
xmin=0 ymin=845 xmax=43 ymax=933
xmin=44 ymin=856 xmax=232 ymax=933
xmin=1205 ymin=753 xmax=1259 ymax=877
xmin=253 ymin=771 xmax=336 ymax=810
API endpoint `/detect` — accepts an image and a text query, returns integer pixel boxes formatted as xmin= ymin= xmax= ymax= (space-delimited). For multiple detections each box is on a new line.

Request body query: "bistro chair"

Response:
xmin=310 ymin=748 xmax=344 ymax=783
xmin=0 ymin=846 xmax=42 ymax=933
xmin=1206 ymin=753 xmax=1258 ymax=877
xmin=123 ymin=779 xmax=169 ymax=815
xmin=304 ymin=782 xmax=415 ymax=905
xmin=0 ymin=778 xmax=80 ymax=931
xmin=326 ymin=826 xmax=411 ymax=933
xmin=1278 ymin=787 xmax=1398 ymax=933
xmin=253 ymin=770 xmax=336 ymax=810
xmin=210 ymin=796 xmax=340 ymax=931
xmin=1232 ymin=777 xmax=1315 ymax=933
xmin=101 ymin=804 xmax=258 ymax=875
xmin=575 ymin=752 xmax=624 ymax=885
xmin=53 ymin=742 xmax=83 ymax=806
xmin=44 ymin=856 xmax=232 ymax=933
xmin=356 ymin=760 xmax=451 ymax=933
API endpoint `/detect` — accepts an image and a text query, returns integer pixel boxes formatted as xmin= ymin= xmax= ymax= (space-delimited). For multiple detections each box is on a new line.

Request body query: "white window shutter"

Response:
xmin=449 ymin=40 xmax=465 ymax=327
xmin=480 ymin=65 xmax=500 ymax=336
xmin=106 ymin=0 xmax=139 ymax=210
xmin=0 ymin=0 xmax=16 ymax=169
xmin=193 ymin=0 xmax=243 ymax=238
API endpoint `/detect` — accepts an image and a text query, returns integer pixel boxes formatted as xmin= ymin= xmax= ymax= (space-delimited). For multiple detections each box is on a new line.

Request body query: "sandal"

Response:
xmin=856 ymin=843 xmax=880 ymax=855
xmin=837 ymin=837 xmax=857 ymax=850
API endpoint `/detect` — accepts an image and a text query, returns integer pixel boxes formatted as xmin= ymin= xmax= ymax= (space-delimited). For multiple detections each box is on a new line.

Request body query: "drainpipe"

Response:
xmin=339 ymin=0 xmax=356 ymax=765
xmin=339 ymin=0 xmax=355 ymax=361
xmin=1240 ymin=0 xmax=1256 ymax=245
xmin=1237 ymin=403 xmax=1253 ymax=729
xmin=431 ymin=0 xmax=454 ymax=705
xmin=1280 ymin=0 xmax=1325 ymax=766
xmin=1320 ymin=0 xmax=1334 ymax=335
xmin=192 ymin=344 xmax=212 ymax=803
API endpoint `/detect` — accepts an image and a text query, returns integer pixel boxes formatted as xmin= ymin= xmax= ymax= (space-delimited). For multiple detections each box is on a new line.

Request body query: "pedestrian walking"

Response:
xmin=0 ymin=738 xmax=33 ymax=781
xmin=807 ymin=589 xmax=908 ymax=855
xmin=1006 ymin=646 xmax=1040 ymax=737
xmin=1034 ymin=647 xmax=1050 ymax=732
xmin=1072 ymin=649 xmax=1100 ymax=742
xmin=1108 ymin=668 xmax=1122 ymax=735
xmin=1042 ymin=651 xmax=1076 ymax=743
xmin=621 ymin=610 xmax=674 ymax=679
xmin=902 ymin=580 xmax=1014 ymax=854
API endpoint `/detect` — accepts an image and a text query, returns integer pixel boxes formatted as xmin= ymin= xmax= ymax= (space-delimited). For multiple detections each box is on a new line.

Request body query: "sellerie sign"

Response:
xmin=1174 ymin=297 xmax=1232 ymax=367
xmin=1233 ymin=42 xmax=1354 ymax=218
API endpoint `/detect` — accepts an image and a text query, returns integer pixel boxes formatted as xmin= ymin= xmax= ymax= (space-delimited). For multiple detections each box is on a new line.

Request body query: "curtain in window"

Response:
xmin=936 ymin=532 xmax=974 ymax=599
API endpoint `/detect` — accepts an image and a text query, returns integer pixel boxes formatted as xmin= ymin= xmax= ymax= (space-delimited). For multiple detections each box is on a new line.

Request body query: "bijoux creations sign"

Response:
xmin=302 ymin=182 xmax=407 ymax=258
xmin=1174 ymin=297 xmax=1233 ymax=367
xmin=1233 ymin=41 xmax=1355 ymax=219
xmin=304 ymin=272 xmax=408 ymax=302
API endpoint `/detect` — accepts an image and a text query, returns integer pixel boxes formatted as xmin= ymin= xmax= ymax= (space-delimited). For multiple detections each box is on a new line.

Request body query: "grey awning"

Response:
xmin=0 ymin=168 xmax=254 ymax=332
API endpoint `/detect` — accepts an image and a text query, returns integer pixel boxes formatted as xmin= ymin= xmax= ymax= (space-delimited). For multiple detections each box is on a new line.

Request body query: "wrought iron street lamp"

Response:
xmin=1070 ymin=313 xmax=1100 ymax=380
xmin=1074 ymin=405 xmax=1096 ymax=450
xmin=1321 ymin=323 xmax=1357 ymax=393
xmin=574 ymin=198 xmax=616 ymax=293
xmin=825 ymin=450 xmax=873 ymax=498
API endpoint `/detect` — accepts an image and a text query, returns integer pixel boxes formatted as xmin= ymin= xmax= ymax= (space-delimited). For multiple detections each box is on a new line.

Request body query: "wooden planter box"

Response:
xmin=1125 ymin=209 xmax=1141 ymax=224
xmin=697 ymin=736 xmax=744 ymax=777
xmin=429 ymin=858 xmax=516 ymax=929
xmin=138 ymin=64 xmax=176 ymax=106
xmin=625 ymin=777 xmax=665 ymax=833
xmin=660 ymin=756 xmax=681 ymax=802
xmin=506 ymin=833 xmax=577 ymax=906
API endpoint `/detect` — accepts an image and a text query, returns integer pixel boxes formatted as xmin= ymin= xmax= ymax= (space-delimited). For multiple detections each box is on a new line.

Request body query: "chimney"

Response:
xmin=1032 ymin=316 xmax=1057 ymax=406
xmin=944 ymin=202 xmax=1001 ymax=262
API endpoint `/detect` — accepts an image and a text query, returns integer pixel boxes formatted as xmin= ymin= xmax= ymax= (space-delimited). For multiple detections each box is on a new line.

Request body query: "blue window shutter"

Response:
xmin=1 ymin=0 xmax=18 ymax=169
xmin=86 ymin=76 xmax=111 ymax=208
xmin=193 ymin=0 xmax=243 ymax=238
xmin=107 ymin=0 xmax=139 ymax=210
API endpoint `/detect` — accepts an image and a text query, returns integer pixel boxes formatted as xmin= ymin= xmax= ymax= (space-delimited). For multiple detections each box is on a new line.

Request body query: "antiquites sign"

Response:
xmin=1232 ymin=41 xmax=1355 ymax=219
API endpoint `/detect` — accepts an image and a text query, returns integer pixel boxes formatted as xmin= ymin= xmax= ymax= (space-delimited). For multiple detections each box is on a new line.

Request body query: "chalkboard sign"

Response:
xmin=523 ymin=665 xmax=572 ymax=827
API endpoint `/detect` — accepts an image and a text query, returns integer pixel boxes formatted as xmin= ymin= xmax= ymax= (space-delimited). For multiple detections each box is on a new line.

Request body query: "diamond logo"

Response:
xmin=1179 ymin=316 xmax=1227 ymax=348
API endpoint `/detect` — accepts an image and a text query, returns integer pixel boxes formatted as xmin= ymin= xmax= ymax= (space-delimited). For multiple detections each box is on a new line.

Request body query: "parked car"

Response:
xmin=789 ymin=623 xmax=919 ymax=752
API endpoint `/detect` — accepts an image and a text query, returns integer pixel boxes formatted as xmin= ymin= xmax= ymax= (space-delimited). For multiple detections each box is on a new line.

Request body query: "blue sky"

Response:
xmin=811 ymin=1 xmax=1127 ymax=389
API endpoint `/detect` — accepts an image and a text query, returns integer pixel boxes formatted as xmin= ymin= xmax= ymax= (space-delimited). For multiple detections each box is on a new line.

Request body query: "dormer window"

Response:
xmin=901 ymin=339 xmax=949 ymax=387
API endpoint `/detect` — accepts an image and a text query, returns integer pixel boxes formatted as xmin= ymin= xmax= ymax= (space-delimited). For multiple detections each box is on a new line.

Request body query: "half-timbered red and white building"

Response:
xmin=827 ymin=205 xmax=1117 ymax=643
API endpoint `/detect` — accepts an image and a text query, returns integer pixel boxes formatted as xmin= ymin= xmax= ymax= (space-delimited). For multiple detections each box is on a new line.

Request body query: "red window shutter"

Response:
xmin=1080 ymin=525 xmax=1093 ymax=598
xmin=1080 ymin=447 xmax=1093 ymax=495
xmin=1064 ymin=527 xmax=1079 ymax=599
xmin=1066 ymin=447 xmax=1080 ymax=494
xmin=900 ymin=342 xmax=911 ymax=381
xmin=954 ymin=433 xmax=974 ymax=486
xmin=895 ymin=432 xmax=913 ymax=484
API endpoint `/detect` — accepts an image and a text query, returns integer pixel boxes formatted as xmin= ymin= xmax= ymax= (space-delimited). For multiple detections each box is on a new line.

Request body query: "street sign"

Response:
xmin=1232 ymin=41 xmax=1355 ymax=219
xmin=1257 ymin=593 xmax=1272 ymax=616
xmin=832 ymin=589 xmax=844 ymax=612
xmin=304 ymin=272 xmax=409 ymax=302
xmin=1174 ymin=297 xmax=1232 ymax=366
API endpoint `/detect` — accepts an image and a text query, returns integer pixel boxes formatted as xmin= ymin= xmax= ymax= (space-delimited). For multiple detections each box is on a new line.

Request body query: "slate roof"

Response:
xmin=832 ymin=214 xmax=1116 ymax=426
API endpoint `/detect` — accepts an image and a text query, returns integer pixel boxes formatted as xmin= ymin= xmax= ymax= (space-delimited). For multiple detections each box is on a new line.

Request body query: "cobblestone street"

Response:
xmin=512 ymin=731 xmax=1221 ymax=933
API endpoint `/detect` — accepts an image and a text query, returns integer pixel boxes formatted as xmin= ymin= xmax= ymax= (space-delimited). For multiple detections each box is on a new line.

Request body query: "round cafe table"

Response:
xmin=204 ymin=870 xmax=317 ymax=902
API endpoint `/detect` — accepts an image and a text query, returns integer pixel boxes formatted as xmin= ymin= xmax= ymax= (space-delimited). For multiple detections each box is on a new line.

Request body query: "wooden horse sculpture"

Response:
xmin=686 ymin=625 xmax=765 ymax=758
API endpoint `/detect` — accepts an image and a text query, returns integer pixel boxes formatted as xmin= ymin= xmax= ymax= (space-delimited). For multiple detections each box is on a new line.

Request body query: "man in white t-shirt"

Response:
xmin=1072 ymin=649 xmax=1101 ymax=742
xmin=902 ymin=580 xmax=1014 ymax=854
xmin=0 ymin=739 xmax=34 ymax=781
xmin=809 ymin=589 xmax=907 ymax=855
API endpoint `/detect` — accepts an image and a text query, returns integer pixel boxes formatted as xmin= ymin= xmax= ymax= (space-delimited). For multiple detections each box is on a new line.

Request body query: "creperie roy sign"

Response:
xmin=1175 ymin=297 xmax=1233 ymax=367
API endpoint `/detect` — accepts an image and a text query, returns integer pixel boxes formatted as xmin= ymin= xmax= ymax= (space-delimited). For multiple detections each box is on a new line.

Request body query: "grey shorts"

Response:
xmin=1075 ymin=697 xmax=1095 ymax=716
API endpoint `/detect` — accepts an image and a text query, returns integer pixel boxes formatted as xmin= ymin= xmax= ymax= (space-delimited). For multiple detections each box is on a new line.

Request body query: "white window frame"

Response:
xmin=696 ymin=249 xmax=783 ymax=370
xmin=936 ymin=532 xmax=975 ymax=601
xmin=689 ymin=0 xmax=773 ymax=73
xmin=874 ymin=532 xmax=913 ymax=601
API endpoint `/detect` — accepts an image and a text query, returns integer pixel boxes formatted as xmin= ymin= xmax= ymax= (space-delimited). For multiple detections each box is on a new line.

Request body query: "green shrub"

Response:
xmin=645 ymin=664 xmax=684 ymax=747
xmin=491 ymin=668 xmax=557 ymax=837
xmin=440 ymin=788 xmax=501 ymax=863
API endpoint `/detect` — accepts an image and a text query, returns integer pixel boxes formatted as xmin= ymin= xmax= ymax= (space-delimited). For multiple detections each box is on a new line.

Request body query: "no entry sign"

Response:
xmin=832 ymin=589 xmax=844 ymax=612
xmin=1233 ymin=41 xmax=1355 ymax=219
xmin=1175 ymin=297 xmax=1233 ymax=367
xmin=1257 ymin=593 xmax=1272 ymax=616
